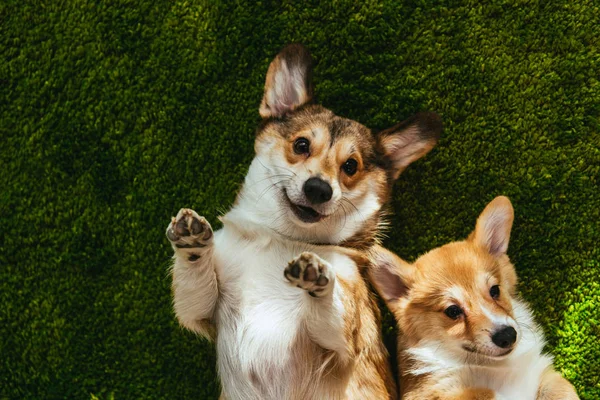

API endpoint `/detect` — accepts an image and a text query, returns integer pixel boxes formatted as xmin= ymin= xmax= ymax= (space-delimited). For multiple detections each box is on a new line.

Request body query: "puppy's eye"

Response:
xmin=444 ymin=305 xmax=463 ymax=320
xmin=293 ymin=138 xmax=310 ymax=155
xmin=490 ymin=285 xmax=500 ymax=300
xmin=342 ymin=158 xmax=358 ymax=176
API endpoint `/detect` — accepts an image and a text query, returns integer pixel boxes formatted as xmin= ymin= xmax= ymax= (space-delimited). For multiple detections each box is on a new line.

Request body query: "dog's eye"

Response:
xmin=342 ymin=158 xmax=358 ymax=176
xmin=444 ymin=305 xmax=463 ymax=320
xmin=293 ymin=138 xmax=310 ymax=155
xmin=490 ymin=285 xmax=500 ymax=300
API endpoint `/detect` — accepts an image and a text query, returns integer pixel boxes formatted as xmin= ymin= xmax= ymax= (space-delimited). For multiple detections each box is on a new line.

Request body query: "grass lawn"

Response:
xmin=1 ymin=1 xmax=598 ymax=398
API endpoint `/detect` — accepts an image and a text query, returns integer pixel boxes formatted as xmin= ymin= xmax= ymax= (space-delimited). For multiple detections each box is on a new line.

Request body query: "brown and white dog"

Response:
xmin=165 ymin=44 xmax=441 ymax=399
xmin=369 ymin=196 xmax=579 ymax=400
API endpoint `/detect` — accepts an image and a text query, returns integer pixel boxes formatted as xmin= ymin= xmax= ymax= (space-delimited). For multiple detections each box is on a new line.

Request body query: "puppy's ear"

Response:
xmin=377 ymin=112 xmax=442 ymax=180
xmin=259 ymin=44 xmax=314 ymax=119
xmin=470 ymin=196 xmax=514 ymax=256
xmin=368 ymin=245 xmax=414 ymax=312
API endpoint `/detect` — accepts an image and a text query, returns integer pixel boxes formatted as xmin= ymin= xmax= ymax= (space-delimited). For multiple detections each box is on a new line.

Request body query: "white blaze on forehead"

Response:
xmin=476 ymin=272 xmax=517 ymax=330
xmin=303 ymin=156 xmax=321 ymax=176
xmin=479 ymin=301 xmax=510 ymax=327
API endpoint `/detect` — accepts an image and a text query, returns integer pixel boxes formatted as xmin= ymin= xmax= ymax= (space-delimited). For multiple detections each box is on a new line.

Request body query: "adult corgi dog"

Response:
xmin=369 ymin=196 xmax=579 ymax=400
xmin=165 ymin=44 xmax=441 ymax=399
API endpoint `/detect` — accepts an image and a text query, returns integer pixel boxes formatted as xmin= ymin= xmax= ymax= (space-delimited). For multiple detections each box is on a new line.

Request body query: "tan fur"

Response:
xmin=369 ymin=197 xmax=579 ymax=400
xmin=397 ymin=243 xmax=517 ymax=349
xmin=212 ymin=206 xmax=397 ymax=399
xmin=537 ymin=368 xmax=579 ymax=400
xmin=252 ymin=90 xmax=437 ymax=398
xmin=283 ymin=270 xmax=395 ymax=399
xmin=402 ymin=381 xmax=497 ymax=400
xmin=211 ymin=242 xmax=396 ymax=399
xmin=342 ymin=250 xmax=398 ymax=398
xmin=256 ymin=106 xmax=392 ymax=207
xmin=171 ymin=44 xmax=442 ymax=399
xmin=254 ymin=104 xmax=405 ymax=252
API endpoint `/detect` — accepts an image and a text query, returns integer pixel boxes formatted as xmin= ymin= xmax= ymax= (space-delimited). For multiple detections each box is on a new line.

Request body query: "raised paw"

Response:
xmin=284 ymin=252 xmax=334 ymax=298
xmin=166 ymin=208 xmax=213 ymax=251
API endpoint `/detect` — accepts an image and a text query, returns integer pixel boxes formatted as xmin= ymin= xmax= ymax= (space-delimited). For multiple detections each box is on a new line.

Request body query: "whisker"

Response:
xmin=338 ymin=200 xmax=349 ymax=233
xmin=272 ymin=165 xmax=297 ymax=177
xmin=514 ymin=317 xmax=538 ymax=343
xmin=250 ymin=173 xmax=293 ymax=187
xmin=256 ymin=157 xmax=298 ymax=177
xmin=255 ymin=178 xmax=292 ymax=204
xmin=341 ymin=195 xmax=364 ymax=221
xmin=269 ymin=207 xmax=289 ymax=229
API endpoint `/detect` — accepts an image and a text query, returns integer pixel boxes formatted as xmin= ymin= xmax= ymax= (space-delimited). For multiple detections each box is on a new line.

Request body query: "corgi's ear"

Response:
xmin=259 ymin=44 xmax=314 ymax=119
xmin=471 ymin=196 xmax=514 ymax=256
xmin=368 ymin=246 xmax=414 ymax=311
xmin=377 ymin=112 xmax=442 ymax=180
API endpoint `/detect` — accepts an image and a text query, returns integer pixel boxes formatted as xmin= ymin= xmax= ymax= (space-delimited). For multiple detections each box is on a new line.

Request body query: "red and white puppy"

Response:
xmin=165 ymin=44 xmax=441 ymax=399
xmin=369 ymin=196 xmax=579 ymax=400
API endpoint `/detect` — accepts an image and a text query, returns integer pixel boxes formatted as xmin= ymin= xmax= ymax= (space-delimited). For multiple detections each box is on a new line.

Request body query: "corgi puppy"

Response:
xmin=165 ymin=44 xmax=442 ymax=399
xmin=369 ymin=196 xmax=579 ymax=400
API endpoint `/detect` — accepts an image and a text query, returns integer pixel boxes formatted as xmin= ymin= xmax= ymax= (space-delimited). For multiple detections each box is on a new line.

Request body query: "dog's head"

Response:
xmin=370 ymin=196 xmax=522 ymax=360
xmin=245 ymin=44 xmax=442 ymax=245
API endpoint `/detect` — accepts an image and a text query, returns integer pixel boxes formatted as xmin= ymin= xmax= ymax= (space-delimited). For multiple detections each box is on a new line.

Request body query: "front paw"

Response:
xmin=166 ymin=208 xmax=213 ymax=251
xmin=284 ymin=252 xmax=334 ymax=298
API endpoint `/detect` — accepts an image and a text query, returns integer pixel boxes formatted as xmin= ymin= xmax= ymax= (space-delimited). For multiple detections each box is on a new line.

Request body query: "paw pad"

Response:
xmin=166 ymin=208 xmax=213 ymax=249
xmin=284 ymin=252 xmax=333 ymax=297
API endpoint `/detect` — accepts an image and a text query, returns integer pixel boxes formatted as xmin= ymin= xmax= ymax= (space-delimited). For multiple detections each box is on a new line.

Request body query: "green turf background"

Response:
xmin=1 ymin=0 xmax=598 ymax=398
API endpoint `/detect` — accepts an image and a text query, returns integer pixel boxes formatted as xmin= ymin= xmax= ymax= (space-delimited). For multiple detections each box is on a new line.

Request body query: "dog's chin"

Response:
xmin=283 ymin=191 xmax=326 ymax=224
xmin=462 ymin=344 xmax=514 ymax=360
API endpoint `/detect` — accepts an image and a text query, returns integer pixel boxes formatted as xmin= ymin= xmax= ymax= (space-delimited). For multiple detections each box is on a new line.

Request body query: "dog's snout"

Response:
xmin=491 ymin=326 xmax=517 ymax=348
xmin=303 ymin=177 xmax=333 ymax=205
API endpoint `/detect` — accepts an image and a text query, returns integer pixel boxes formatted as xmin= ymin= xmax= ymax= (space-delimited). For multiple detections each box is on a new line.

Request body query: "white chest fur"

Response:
xmin=211 ymin=222 xmax=357 ymax=399
xmin=406 ymin=300 xmax=553 ymax=400
xmin=453 ymin=350 xmax=553 ymax=399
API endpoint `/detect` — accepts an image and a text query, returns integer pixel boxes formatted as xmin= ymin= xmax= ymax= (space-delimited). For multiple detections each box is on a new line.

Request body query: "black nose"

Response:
xmin=491 ymin=326 xmax=517 ymax=348
xmin=303 ymin=177 xmax=333 ymax=205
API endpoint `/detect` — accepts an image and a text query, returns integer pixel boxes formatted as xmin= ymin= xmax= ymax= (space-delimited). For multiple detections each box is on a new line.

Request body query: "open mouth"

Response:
xmin=283 ymin=191 xmax=325 ymax=223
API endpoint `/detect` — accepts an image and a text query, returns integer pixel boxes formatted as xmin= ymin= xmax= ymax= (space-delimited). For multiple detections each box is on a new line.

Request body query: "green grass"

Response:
xmin=1 ymin=0 xmax=598 ymax=398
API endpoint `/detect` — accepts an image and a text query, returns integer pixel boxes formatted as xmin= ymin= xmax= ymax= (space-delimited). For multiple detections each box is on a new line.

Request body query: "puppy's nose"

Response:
xmin=303 ymin=177 xmax=333 ymax=205
xmin=491 ymin=326 xmax=517 ymax=348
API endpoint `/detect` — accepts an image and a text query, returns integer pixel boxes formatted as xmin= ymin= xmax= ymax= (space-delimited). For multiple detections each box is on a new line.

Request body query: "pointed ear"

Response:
xmin=470 ymin=196 xmax=514 ymax=256
xmin=259 ymin=44 xmax=314 ymax=119
xmin=377 ymin=112 xmax=442 ymax=180
xmin=368 ymin=246 xmax=414 ymax=311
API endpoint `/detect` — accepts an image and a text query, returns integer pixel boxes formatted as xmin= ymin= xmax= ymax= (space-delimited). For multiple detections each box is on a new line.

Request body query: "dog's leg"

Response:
xmin=284 ymin=252 xmax=353 ymax=362
xmin=167 ymin=208 xmax=218 ymax=341
xmin=537 ymin=368 xmax=579 ymax=400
